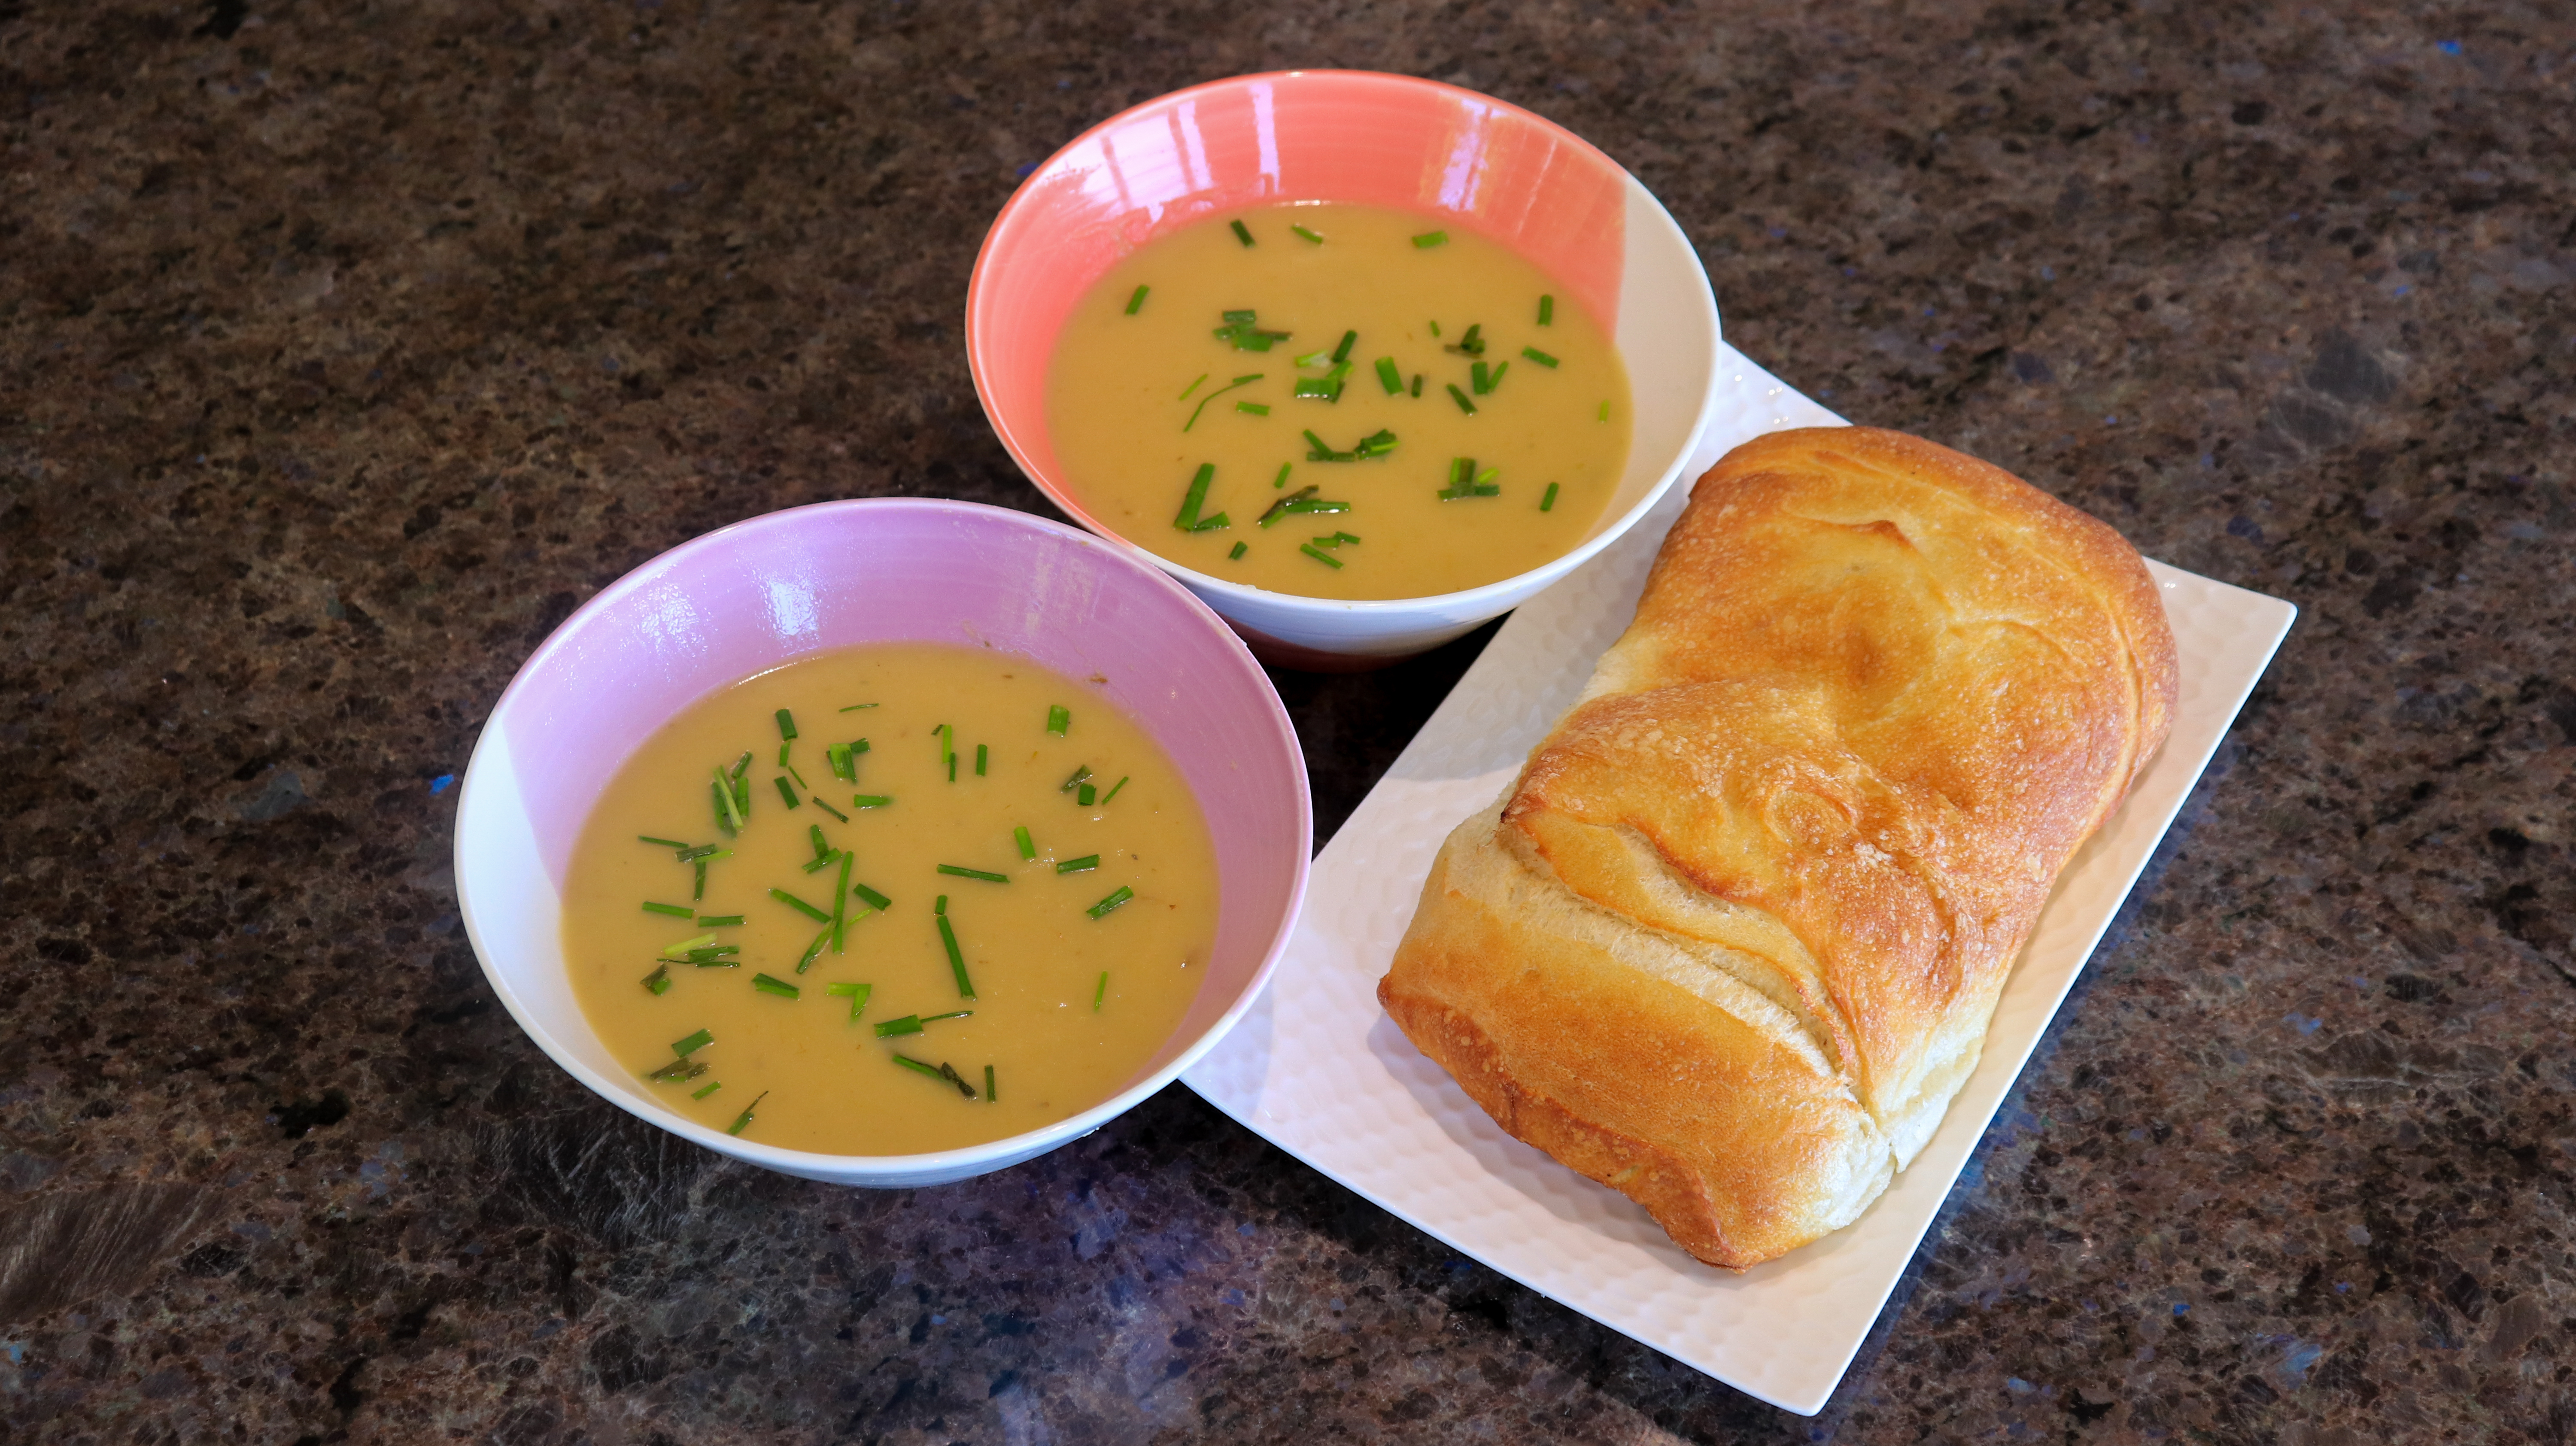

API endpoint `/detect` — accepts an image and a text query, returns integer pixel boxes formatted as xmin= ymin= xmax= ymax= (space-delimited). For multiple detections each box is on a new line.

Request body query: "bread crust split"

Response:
xmin=1378 ymin=427 xmax=2179 ymax=1269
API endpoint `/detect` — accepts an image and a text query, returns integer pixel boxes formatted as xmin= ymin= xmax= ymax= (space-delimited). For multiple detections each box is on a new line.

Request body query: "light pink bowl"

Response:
xmin=967 ymin=70 xmax=1724 ymax=664
xmin=453 ymin=499 xmax=1312 ymax=1187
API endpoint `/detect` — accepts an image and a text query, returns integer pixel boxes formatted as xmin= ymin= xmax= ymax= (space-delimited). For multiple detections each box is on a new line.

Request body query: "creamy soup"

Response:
xmin=1046 ymin=202 xmax=1632 ymax=601
xmin=562 ymin=644 xmax=1218 ymax=1155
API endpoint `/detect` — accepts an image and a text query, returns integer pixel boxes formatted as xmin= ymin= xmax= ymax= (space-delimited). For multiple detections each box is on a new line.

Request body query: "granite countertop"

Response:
xmin=5 ymin=2 xmax=2571 ymax=1441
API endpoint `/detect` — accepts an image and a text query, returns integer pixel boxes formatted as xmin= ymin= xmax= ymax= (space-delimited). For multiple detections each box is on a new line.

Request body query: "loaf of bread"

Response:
xmin=1377 ymin=427 xmax=2178 ymax=1268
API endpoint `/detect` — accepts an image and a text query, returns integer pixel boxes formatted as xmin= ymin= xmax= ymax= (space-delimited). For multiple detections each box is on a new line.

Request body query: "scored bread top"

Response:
xmin=1503 ymin=427 xmax=2178 ymax=1171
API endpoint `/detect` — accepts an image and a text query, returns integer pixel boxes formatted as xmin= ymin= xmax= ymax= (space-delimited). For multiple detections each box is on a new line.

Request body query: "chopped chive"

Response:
xmin=1259 ymin=485 xmax=1317 ymax=527
xmin=1173 ymin=462 xmax=1216 ymax=531
xmin=1230 ymin=219 xmax=1254 ymax=246
xmin=1541 ymin=482 xmax=1560 ymax=512
xmin=890 ymin=1054 xmax=950 ymax=1088
xmin=1300 ymin=542 xmax=1345 ymax=568
xmin=1014 ymin=825 xmax=1036 ymax=860
xmin=673 ymin=1028 xmax=714 ymax=1057
xmin=796 ymin=927 xmax=830 ymax=973
xmin=985 ymin=1064 xmax=996 ymax=1102
xmin=1539 ymin=294 xmax=1554 ymax=325
xmin=1293 ymin=349 xmax=1329 ymax=368
xmin=1229 ymin=541 xmax=1247 ymax=560
xmin=725 ymin=1091 xmax=766 ymax=1136
xmin=731 ymin=751 xmax=752 ymax=780
xmin=851 ymin=880 xmax=892 ymax=911
xmin=936 ymin=723 xmax=952 ymax=771
xmin=1331 ymin=329 xmax=1357 ymax=364
xmin=801 ymin=850 xmax=841 ymax=873
xmin=1235 ymin=401 xmax=1270 ymax=416
xmin=1094 ymin=971 xmax=1109 ymax=1010
xmin=1410 ymin=373 xmax=1424 ymax=398
xmin=678 ymin=842 xmax=724 ymax=862
xmin=642 ymin=901 xmax=694 ymax=918
xmin=809 ymin=824 xmax=831 ymax=859
xmin=1522 ymin=345 xmax=1559 ymax=368
xmin=661 ymin=933 xmax=717 ymax=959
xmin=1056 ymin=854 xmax=1100 ymax=873
xmin=1490 ymin=361 xmax=1509 ymax=389
xmin=838 ymin=702 xmax=879 ymax=712
xmin=948 ymin=754 xmax=957 ymax=782
xmin=1375 ymin=357 xmax=1403 ymax=394
xmin=938 ymin=864 xmax=1010 ymax=883
xmin=752 ymin=973 xmax=800 ymax=999
xmin=825 ymin=981 xmax=861 ymax=995
xmin=691 ymin=1080 xmax=722 ymax=1100
xmin=770 ymin=888 xmax=831 ymax=923
xmin=975 ymin=743 xmax=988 ymax=776
xmin=1273 ymin=462 xmax=1293 ymax=489
xmin=696 ymin=914 xmax=745 ymax=928
xmin=1599 ymin=400 xmax=1610 ymax=421
xmin=1060 ymin=764 xmax=1092 ymax=793
xmin=1125 ymin=283 xmax=1150 ymax=315
xmin=825 ymin=741 xmax=852 ymax=782
xmin=1412 ymin=230 xmax=1448 ymax=249
xmin=1177 ymin=372 xmax=1209 ymax=401
xmin=937 ymin=913 xmax=976 ymax=998
xmin=1446 ymin=383 xmax=1476 ymax=415
xmin=642 ymin=963 xmax=672 ymax=995
xmin=938 ymin=1061 xmax=978 ymax=1098
xmin=1430 ymin=320 xmax=1442 ymax=337
xmin=1446 ymin=322 xmax=1486 ymax=357
xmin=935 ymin=894 xmax=945 ymax=914
xmin=830 ymin=849 xmax=853 ymax=951
xmin=1077 ymin=782 xmax=1097 ymax=805
xmin=1087 ymin=886 xmax=1134 ymax=920
xmin=920 ymin=1010 xmax=973 ymax=1024
xmin=711 ymin=768 xmax=744 ymax=832
xmin=1100 ymin=776 xmax=1128 ymax=805
xmin=1471 ymin=361 xmax=1491 ymax=394
xmin=775 ymin=708 xmax=797 ymax=740
xmin=774 ymin=776 xmax=802 ymax=809
xmin=876 ymin=1013 xmax=923 ymax=1037
xmin=639 ymin=835 xmax=690 ymax=851
xmin=1290 ymin=223 xmax=1324 ymax=244
xmin=852 ymin=794 xmax=892 ymax=808
xmin=693 ymin=858 xmax=707 ymax=899
xmin=648 ymin=1057 xmax=708 ymax=1082
xmin=786 ymin=762 xmax=811 ymax=790
xmin=1046 ymin=704 xmax=1070 ymax=735
xmin=1221 ymin=308 xmax=1257 ymax=323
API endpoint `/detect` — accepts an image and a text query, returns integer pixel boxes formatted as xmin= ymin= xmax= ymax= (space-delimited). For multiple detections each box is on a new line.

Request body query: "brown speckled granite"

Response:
xmin=3 ymin=1 xmax=2572 ymax=1441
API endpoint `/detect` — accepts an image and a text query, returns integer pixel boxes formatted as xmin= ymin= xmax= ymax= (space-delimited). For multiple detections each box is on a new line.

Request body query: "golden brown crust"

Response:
xmin=1380 ymin=427 xmax=2178 ymax=1267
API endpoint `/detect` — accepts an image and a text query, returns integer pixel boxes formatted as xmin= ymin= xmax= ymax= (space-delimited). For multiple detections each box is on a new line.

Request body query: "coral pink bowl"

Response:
xmin=453 ymin=500 xmax=1311 ymax=1186
xmin=967 ymin=70 xmax=1724 ymax=663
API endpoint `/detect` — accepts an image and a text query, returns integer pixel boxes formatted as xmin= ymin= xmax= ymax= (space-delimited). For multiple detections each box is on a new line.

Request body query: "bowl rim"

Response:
xmin=453 ymin=495 xmax=1314 ymax=1178
xmin=964 ymin=67 xmax=1724 ymax=619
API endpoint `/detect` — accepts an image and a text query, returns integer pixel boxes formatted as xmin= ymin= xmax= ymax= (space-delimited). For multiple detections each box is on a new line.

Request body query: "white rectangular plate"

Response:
xmin=1181 ymin=341 xmax=2297 ymax=1415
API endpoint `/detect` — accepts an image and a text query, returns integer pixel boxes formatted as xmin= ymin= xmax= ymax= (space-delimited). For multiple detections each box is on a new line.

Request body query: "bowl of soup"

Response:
xmin=966 ymin=70 xmax=1724 ymax=665
xmin=453 ymin=499 xmax=1310 ymax=1186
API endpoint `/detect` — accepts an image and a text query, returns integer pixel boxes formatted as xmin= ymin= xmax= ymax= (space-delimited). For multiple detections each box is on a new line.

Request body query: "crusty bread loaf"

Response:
xmin=1377 ymin=427 xmax=2178 ymax=1268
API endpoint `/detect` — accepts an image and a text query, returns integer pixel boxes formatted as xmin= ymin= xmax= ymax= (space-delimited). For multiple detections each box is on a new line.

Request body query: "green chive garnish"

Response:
xmin=1273 ymin=462 xmax=1293 ymax=489
xmin=1173 ymin=462 xmax=1217 ymax=531
xmin=1060 ymin=764 xmax=1092 ymax=793
xmin=1125 ymin=284 xmax=1150 ymax=315
xmin=890 ymin=1054 xmax=947 ymax=1084
xmin=852 ymin=794 xmax=892 ymax=808
xmin=939 ymin=1061 xmax=977 ymax=1098
xmin=851 ymin=880 xmax=892 ymax=911
xmin=1446 ymin=383 xmax=1476 ymax=415
xmin=642 ymin=964 xmax=671 ymax=995
xmin=662 ymin=933 xmax=717 ymax=959
xmin=774 ymin=776 xmax=802 ymax=809
xmin=935 ymin=894 xmax=945 ymax=914
xmin=920 ymin=1010 xmax=972 ymax=1024
xmin=1087 ymin=886 xmax=1134 ymax=920
xmin=975 ymin=743 xmax=988 ymax=776
xmin=1300 ymin=543 xmax=1345 ymax=568
xmin=1430 ymin=320 xmax=1442 ymax=337
xmin=711 ymin=768 xmax=744 ymax=832
xmin=807 ymin=824 xmax=830 ymax=859
xmin=1094 ymin=971 xmax=1109 ymax=1010
xmin=1541 ymin=482 xmax=1560 ymax=511
xmin=696 ymin=914 xmax=745 ymax=928
xmin=1446 ymin=323 xmax=1485 ymax=357
xmin=648 ymin=1057 xmax=707 ymax=1082
xmin=673 ymin=1028 xmax=714 ymax=1057
xmin=1229 ymin=541 xmax=1248 ymax=560
xmin=642 ymin=901 xmax=693 ymax=918
xmin=1471 ymin=361 xmax=1492 ymax=394
xmin=1178 ymin=372 xmax=1209 ymax=401
xmin=1375 ymin=357 xmax=1403 ymax=394
xmin=801 ymin=850 xmax=841 ymax=873
xmin=825 ymin=742 xmax=852 ymax=781
xmin=691 ymin=1079 xmax=721 ymax=1100
xmin=985 ymin=1064 xmax=997 ymax=1102
xmin=693 ymin=860 xmax=707 ymax=899
xmin=1056 ymin=854 xmax=1100 ymax=874
xmin=937 ymin=912 xmax=975 ymax=998
xmin=639 ymin=835 xmax=690 ymax=851
xmin=1599 ymin=400 xmax=1610 ymax=421
xmin=677 ymin=843 xmax=723 ymax=862
xmin=1412 ymin=230 xmax=1448 ymax=249
xmin=786 ymin=762 xmax=811 ymax=791
xmin=1410 ymin=374 xmax=1424 ymax=398
xmin=1538 ymin=294 xmax=1554 ymax=325
xmin=775 ymin=708 xmax=797 ymax=740
xmin=725 ymin=1091 xmax=766 ymax=1136
xmin=752 ymin=973 xmax=800 ymax=999
xmin=1046 ymin=704 xmax=1071 ymax=735
xmin=770 ymin=888 xmax=831 ymax=923
xmin=937 ymin=864 xmax=1009 ymax=883
xmin=1077 ymin=782 xmax=1097 ymax=805
xmin=1291 ymin=224 xmax=1324 ymax=244
xmin=1522 ymin=345 xmax=1559 ymax=368
xmin=796 ymin=927 xmax=829 ymax=974
xmin=1235 ymin=401 xmax=1270 ymax=416
xmin=838 ymin=702 xmax=879 ymax=712
xmin=1230 ymin=219 xmax=1254 ymax=246
xmin=1014 ymin=825 xmax=1036 ymax=860
xmin=1331 ymin=330 xmax=1357 ymax=365
xmin=826 ymin=980 xmax=872 ymax=1020
xmin=1100 ymin=776 xmax=1128 ymax=805
xmin=875 ymin=1015 xmax=923 ymax=1037
xmin=830 ymin=850 xmax=854 ymax=951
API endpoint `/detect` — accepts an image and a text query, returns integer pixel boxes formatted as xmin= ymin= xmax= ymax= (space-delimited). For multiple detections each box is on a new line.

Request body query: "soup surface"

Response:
xmin=1046 ymin=202 xmax=1633 ymax=601
xmin=563 ymin=643 xmax=1218 ymax=1155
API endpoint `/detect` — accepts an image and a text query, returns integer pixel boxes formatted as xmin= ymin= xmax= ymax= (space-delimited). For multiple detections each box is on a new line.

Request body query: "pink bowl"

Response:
xmin=453 ymin=499 xmax=1312 ymax=1186
xmin=967 ymin=70 xmax=1724 ymax=664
